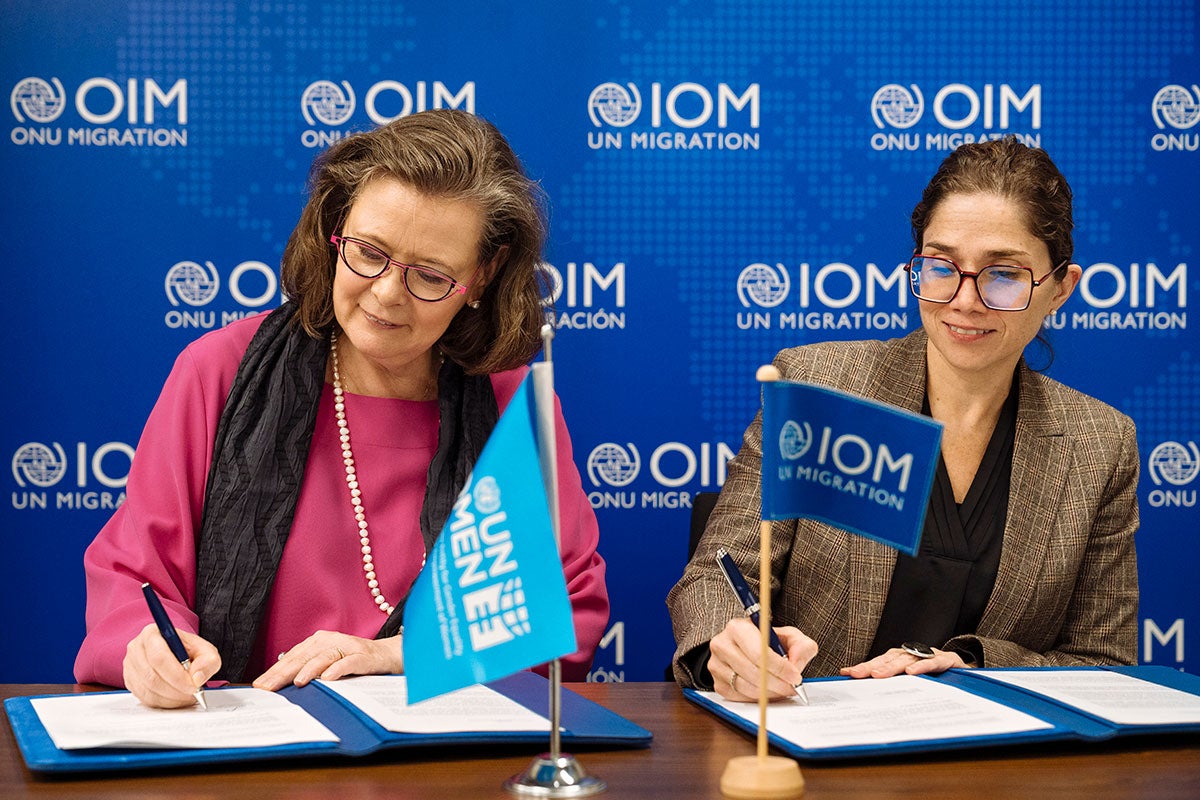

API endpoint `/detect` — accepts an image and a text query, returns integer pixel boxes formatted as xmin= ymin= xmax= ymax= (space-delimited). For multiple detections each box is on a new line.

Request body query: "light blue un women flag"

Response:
xmin=402 ymin=375 xmax=577 ymax=704
xmin=761 ymin=381 xmax=944 ymax=556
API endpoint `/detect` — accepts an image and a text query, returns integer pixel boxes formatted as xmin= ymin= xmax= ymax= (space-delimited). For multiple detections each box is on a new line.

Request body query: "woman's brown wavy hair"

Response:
xmin=280 ymin=109 xmax=549 ymax=374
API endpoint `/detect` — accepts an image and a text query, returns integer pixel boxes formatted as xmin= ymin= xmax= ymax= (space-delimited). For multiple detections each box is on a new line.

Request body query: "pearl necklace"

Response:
xmin=330 ymin=331 xmax=394 ymax=616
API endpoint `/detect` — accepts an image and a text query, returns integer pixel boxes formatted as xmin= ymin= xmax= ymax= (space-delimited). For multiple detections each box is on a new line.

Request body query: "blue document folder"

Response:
xmin=5 ymin=671 xmax=651 ymax=774
xmin=684 ymin=665 xmax=1200 ymax=760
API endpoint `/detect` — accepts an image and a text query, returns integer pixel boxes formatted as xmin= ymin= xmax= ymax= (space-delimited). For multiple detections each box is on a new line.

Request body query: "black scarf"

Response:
xmin=194 ymin=302 xmax=498 ymax=681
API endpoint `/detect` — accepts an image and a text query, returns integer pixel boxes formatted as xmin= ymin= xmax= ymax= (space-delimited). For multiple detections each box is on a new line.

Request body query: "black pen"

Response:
xmin=715 ymin=547 xmax=809 ymax=704
xmin=141 ymin=582 xmax=207 ymax=709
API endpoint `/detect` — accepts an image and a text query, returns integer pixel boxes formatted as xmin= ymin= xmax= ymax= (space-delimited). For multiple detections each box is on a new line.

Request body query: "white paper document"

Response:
xmin=317 ymin=676 xmax=551 ymax=734
xmin=699 ymin=674 xmax=1052 ymax=750
xmin=29 ymin=688 xmax=340 ymax=750
xmin=975 ymin=669 xmax=1200 ymax=726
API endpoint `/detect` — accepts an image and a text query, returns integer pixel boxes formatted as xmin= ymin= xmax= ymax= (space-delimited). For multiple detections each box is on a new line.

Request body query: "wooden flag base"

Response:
xmin=720 ymin=755 xmax=805 ymax=799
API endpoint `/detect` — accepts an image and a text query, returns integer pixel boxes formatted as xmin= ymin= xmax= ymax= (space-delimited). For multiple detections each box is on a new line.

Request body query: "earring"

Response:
xmin=468 ymin=300 xmax=481 ymax=309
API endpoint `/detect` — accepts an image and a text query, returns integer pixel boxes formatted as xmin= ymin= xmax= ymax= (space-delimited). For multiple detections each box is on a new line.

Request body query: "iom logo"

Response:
xmin=776 ymin=422 xmax=916 ymax=493
xmin=165 ymin=260 xmax=220 ymax=307
xmin=10 ymin=77 xmax=66 ymax=123
xmin=587 ymin=443 xmax=641 ymax=487
xmin=12 ymin=442 xmax=68 ymax=488
xmin=779 ymin=420 xmax=813 ymax=461
xmin=588 ymin=83 xmax=641 ymax=127
xmin=1151 ymin=85 xmax=1200 ymax=130
xmin=11 ymin=440 xmax=133 ymax=511
xmin=1147 ymin=440 xmax=1198 ymax=509
xmin=301 ymin=80 xmax=356 ymax=126
xmin=1150 ymin=85 xmax=1200 ymax=152
xmin=738 ymin=263 xmax=790 ymax=308
xmin=871 ymin=84 xmax=923 ymax=129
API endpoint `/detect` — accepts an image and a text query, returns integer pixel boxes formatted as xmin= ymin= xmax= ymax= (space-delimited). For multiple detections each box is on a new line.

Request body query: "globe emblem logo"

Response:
xmin=586 ymin=443 xmax=641 ymax=487
xmin=588 ymin=83 xmax=642 ymax=128
xmin=301 ymin=80 xmax=356 ymax=126
xmin=10 ymin=77 xmax=66 ymax=124
xmin=496 ymin=577 xmax=531 ymax=641
xmin=778 ymin=421 xmax=812 ymax=461
xmin=1152 ymin=85 xmax=1200 ymax=130
xmin=473 ymin=475 xmax=502 ymax=514
xmin=737 ymin=263 xmax=790 ymax=308
xmin=871 ymin=84 xmax=924 ymax=129
xmin=11 ymin=442 xmax=68 ymax=488
xmin=1147 ymin=441 xmax=1200 ymax=486
xmin=165 ymin=261 xmax=220 ymax=307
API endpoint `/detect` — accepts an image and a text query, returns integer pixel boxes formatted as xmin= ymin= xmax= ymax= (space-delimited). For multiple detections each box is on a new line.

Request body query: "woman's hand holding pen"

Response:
xmin=253 ymin=630 xmax=406 ymax=692
xmin=123 ymin=623 xmax=220 ymax=709
xmin=708 ymin=617 xmax=818 ymax=702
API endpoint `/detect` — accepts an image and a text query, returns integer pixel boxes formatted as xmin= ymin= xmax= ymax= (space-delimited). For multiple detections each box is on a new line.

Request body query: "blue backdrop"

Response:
xmin=3 ymin=0 xmax=1197 ymax=682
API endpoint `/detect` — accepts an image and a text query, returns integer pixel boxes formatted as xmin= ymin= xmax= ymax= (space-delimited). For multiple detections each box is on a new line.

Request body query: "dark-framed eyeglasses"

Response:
xmin=905 ymin=255 xmax=1067 ymax=312
xmin=330 ymin=233 xmax=473 ymax=302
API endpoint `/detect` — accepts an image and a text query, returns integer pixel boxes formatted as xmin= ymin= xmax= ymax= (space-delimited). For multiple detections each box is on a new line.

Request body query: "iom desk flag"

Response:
xmin=402 ymin=374 xmax=577 ymax=704
xmin=761 ymin=381 xmax=944 ymax=556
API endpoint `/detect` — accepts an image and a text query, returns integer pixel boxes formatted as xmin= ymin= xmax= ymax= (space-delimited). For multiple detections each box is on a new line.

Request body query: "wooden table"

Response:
xmin=4 ymin=682 xmax=1199 ymax=799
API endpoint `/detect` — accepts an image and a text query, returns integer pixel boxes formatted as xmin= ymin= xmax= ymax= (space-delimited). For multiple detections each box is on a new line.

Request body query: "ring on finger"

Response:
xmin=730 ymin=670 xmax=739 ymax=693
xmin=900 ymin=641 xmax=936 ymax=659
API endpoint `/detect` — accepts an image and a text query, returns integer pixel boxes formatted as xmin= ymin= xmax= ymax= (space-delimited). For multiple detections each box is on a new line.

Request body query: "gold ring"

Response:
xmin=730 ymin=670 xmax=739 ymax=693
xmin=335 ymin=648 xmax=346 ymax=661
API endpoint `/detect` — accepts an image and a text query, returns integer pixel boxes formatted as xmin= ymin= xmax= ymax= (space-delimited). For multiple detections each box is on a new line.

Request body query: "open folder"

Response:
xmin=5 ymin=671 xmax=651 ymax=774
xmin=684 ymin=665 xmax=1200 ymax=760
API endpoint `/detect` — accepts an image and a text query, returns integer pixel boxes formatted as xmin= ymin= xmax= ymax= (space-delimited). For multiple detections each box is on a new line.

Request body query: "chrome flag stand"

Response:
xmin=505 ymin=325 xmax=606 ymax=798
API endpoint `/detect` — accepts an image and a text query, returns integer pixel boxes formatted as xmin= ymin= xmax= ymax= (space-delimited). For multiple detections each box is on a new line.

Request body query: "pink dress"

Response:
xmin=75 ymin=313 xmax=608 ymax=685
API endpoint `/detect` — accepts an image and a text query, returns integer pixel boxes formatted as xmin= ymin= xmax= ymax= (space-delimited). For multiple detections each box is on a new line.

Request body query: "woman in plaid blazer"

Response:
xmin=668 ymin=139 xmax=1138 ymax=701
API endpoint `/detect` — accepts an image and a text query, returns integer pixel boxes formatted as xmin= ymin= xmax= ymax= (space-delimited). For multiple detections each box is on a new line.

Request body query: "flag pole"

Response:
xmin=505 ymin=324 xmax=606 ymax=798
xmin=718 ymin=365 xmax=805 ymax=799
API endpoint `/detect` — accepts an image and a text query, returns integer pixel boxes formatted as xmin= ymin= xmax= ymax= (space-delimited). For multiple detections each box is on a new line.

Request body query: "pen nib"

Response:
xmin=194 ymin=690 xmax=208 ymax=711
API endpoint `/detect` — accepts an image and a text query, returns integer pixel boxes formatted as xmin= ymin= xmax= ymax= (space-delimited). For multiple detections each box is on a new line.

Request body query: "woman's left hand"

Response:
xmin=839 ymin=646 xmax=968 ymax=679
xmin=252 ymin=630 xmax=405 ymax=691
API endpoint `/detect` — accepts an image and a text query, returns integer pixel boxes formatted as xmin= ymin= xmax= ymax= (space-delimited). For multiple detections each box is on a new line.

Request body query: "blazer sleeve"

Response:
xmin=666 ymin=401 xmax=799 ymax=687
xmin=948 ymin=412 xmax=1140 ymax=667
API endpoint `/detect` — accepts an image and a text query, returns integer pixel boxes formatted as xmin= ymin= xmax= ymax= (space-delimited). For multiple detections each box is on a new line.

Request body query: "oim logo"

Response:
xmin=165 ymin=261 xmax=220 ymax=307
xmin=586 ymin=443 xmax=641 ymax=487
xmin=301 ymin=80 xmax=356 ymax=126
xmin=10 ymin=77 xmax=66 ymax=123
xmin=871 ymin=84 xmax=923 ymax=129
xmin=1148 ymin=441 xmax=1200 ymax=487
xmin=1152 ymin=85 xmax=1200 ymax=130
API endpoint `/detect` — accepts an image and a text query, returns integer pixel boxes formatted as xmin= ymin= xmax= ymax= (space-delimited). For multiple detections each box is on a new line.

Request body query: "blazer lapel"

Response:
xmin=845 ymin=332 xmax=929 ymax=660
xmin=979 ymin=365 xmax=1072 ymax=639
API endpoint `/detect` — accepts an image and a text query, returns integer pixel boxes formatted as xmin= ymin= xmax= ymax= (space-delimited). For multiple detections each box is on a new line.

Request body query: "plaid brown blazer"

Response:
xmin=668 ymin=330 xmax=1140 ymax=682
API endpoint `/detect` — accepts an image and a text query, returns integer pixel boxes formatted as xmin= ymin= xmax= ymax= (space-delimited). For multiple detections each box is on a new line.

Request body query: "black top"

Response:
xmin=867 ymin=379 xmax=1018 ymax=661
